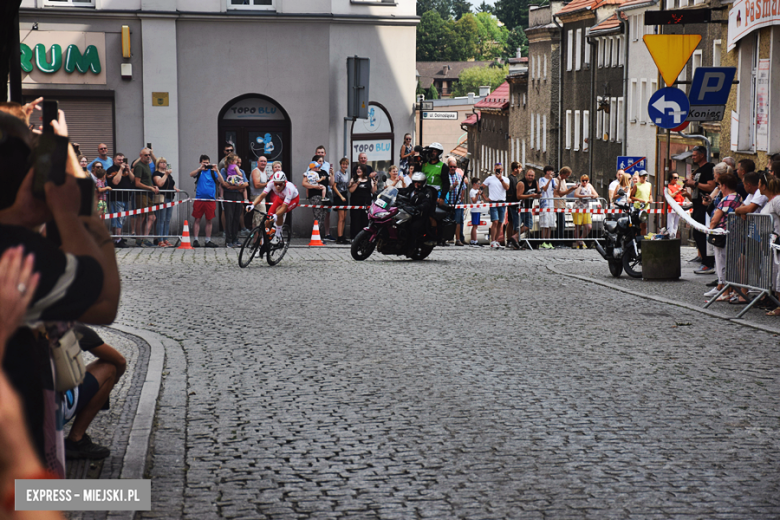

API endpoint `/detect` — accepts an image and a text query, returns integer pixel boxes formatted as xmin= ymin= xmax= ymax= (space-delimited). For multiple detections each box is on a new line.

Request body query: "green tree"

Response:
xmin=454 ymin=13 xmax=480 ymax=59
xmin=452 ymin=0 xmax=472 ymax=19
xmin=475 ymin=1 xmax=494 ymax=14
xmin=417 ymin=0 xmax=452 ymax=19
xmin=494 ymin=0 xmax=530 ymax=30
xmin=427 ymin=84 xmax=440 ymax=100
xmin=505 ymin=26 xmax=528 ymax=58
xmin=474 ymin=11 xmax=509 ymax=60
xmin=417 ymin=11 xmax=452 ymax=61
xmin=451 ymin=64 xmax=509 ymax=97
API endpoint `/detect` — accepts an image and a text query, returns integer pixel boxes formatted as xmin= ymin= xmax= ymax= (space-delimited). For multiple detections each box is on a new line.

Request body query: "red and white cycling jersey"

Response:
xmin=263 ymin=181 xmax=299 ymax=205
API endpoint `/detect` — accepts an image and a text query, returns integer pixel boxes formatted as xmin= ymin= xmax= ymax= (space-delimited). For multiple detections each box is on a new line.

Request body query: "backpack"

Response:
xmin=195 ymin=168 xmax=218 ymax=187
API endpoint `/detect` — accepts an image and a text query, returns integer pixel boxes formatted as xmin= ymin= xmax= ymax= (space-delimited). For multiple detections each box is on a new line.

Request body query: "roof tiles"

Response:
xmin=474 ymin=81 xmax=510 ymax=110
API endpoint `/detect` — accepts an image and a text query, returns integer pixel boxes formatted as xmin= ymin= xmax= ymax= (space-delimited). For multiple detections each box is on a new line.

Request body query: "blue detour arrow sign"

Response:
xmin=647 ymin=87 xmax=690 ymax=129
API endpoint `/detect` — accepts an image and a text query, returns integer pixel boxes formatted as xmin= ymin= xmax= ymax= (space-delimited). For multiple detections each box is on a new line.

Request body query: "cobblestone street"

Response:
xmin=114 ymin=245 xmax=780 ymax=519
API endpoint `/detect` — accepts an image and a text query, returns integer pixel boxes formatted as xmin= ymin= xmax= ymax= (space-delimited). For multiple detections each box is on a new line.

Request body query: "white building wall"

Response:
xmin=623 ymin=7 xmax=658 ymax=180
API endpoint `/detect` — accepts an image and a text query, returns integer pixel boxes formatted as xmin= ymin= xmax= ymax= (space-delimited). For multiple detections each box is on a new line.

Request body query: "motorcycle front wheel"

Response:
xmin=409 ymin=244 xmax=434 ymax=261
xmin=623 ymin=248 xmax=642 ymax=278
xmin=608 ymin=260 xmax=623 ymax=278
xmin=350 ymin=230 xmax=376 ymax=261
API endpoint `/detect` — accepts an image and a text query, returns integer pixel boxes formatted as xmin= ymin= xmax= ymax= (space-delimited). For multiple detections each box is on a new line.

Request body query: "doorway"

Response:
xmin=218 ymin=94 xmax=291 ymax=176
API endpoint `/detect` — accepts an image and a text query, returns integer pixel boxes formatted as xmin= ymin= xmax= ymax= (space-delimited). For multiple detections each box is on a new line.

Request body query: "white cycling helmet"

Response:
xmin=271 ymin=171 xmax=287 ymax=183
xmin=428 ymin=142 xmax=444 ymax=153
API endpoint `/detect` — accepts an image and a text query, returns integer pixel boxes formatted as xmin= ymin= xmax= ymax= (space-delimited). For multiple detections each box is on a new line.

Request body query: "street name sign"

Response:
xmin=643 ymin=34 xmax=701 ymax=87
xmin=616 ymin=156 xmax=647 ymax=174
xmin=688 ymin=67 xmax=736 ymax=106
xmin=422 ymin=111 xmax=458 ymax=120
xmin=647 ymin=87 xmax=690 ymax=129
xmin=687 ymin=105 xmax=726 ymax=122
xmin=416 ymin=101 xmax=434 ymax=111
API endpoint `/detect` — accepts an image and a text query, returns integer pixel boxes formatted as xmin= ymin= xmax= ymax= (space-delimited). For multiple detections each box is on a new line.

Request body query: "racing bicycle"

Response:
xmin=238 ymin=212 xmax=291 ymax=267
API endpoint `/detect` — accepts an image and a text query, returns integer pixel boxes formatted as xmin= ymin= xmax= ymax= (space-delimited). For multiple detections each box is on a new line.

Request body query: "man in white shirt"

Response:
xmin=481 ymin=166 xmax=509 ymax=249
xmin=608 ymin=169 xmax=625 ymax=204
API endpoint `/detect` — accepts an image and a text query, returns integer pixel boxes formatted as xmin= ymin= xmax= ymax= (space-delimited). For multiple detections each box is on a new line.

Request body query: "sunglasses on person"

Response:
xmin=98 ymin=147 xmax=107 ymax=150
xmin=142 ymin=153 xmax=151 ymax=157
xmin=581 ymin=179 xmax=589 ymax=183
xmin=405 ymin=137 xmax=412 ymax=141
xmin=225 ymin=148 xmax=234 ymax=153
xmin=671 ymin=176 xmax=679 ymax=179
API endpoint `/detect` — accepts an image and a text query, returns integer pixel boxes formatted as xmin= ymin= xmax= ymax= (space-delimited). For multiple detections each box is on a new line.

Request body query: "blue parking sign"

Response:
xmin=689 ymin=67 xmax=736 ymax=106
xmin=647 ymin=87 xmax=689 ymax=129
xmin=616 ymin=156 xmax=647 ymax=174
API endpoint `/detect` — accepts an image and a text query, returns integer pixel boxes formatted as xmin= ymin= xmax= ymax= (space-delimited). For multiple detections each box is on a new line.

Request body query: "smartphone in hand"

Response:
xmin=32 ymin=132 xmax=69 ymax=198
xmin=41 ymin=100 xmax=58 ymax=133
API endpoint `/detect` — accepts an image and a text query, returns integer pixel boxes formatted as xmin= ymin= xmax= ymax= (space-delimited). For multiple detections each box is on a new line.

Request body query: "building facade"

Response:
xmin=618 ymin=0 xmax=659 ymax=185
xmin=462 ymin=81 xmax=509 ymax=177
xmin=18 ymin=0 xmax=418 ymax=235
xmin=507 ymin=70 xmax=530 ymax=172
xmin=721 ymin=0 xmax=780 ymax=168
xmin=524 ymin=2 xmax=562 ymax=172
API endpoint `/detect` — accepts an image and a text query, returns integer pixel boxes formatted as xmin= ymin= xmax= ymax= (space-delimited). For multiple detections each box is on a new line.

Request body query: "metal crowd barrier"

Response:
xmin=104 ymin=189 xmax=190 ymax=246
xmin=704 ymin=213 xmax=780 ymax=318
xmin=464 ymin=197 xmax=609 ymax=248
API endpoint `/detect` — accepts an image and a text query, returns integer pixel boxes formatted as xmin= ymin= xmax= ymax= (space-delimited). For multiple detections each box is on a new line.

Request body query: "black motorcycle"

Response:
xmin=594 ymin=189 xmax=648 ymax=278
xmin=350 ymin=187 xmax=456 ymax=261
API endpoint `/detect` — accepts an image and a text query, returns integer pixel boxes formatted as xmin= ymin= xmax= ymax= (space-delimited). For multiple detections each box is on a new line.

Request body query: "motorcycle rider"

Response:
xmin=398 ymin=171 xmax=438 ymax=246
xmin=421 ymin=142 xmax=451 ymax=244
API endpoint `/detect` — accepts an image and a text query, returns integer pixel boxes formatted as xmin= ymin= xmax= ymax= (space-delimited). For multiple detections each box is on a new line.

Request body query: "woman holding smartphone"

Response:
xmin=153 ymin=157 xmax=178 ymax=247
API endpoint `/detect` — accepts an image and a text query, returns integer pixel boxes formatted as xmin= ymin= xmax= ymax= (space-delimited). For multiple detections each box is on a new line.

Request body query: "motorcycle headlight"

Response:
xmin=639 ymin=210 xmax=648 ymax=223
xmin=374 ymin=211 xmax=391 ymax=219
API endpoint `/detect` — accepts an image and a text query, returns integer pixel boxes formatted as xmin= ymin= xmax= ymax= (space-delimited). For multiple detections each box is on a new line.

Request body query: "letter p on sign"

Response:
xmin=689 ymin=67 xmax=736 ymax=106
xmin=697 ymin=72 xmax=725 ymax=102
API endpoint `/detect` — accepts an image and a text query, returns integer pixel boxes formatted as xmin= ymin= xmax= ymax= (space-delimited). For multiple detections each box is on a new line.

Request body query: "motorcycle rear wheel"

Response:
xmin=623 ymin=248 xmax=642 ymax=278
xmin=608 ymin=260 xmax=623 ymax=278
xmin=409 ymin=244 xmax=434 ymax=261
xmin=350 ymin=230 xmax=375 ymax=261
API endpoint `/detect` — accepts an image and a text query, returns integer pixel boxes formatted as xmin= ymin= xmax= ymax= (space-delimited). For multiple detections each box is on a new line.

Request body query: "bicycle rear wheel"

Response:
xmin=267 ymin=225 xmax=291 ymax=266
xmin=238 ymin=227 xmax=263 ymax=268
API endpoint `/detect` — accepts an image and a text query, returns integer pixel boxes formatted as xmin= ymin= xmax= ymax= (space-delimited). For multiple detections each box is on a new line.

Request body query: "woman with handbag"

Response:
xmin=708 ymin=173 xmax=742 ymax=302
xmin=153 ymin=157 xmax=178 ymax=247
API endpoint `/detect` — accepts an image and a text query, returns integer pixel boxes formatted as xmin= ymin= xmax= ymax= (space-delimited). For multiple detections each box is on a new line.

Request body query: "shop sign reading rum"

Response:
xmin=20 ymin=31 xmax=107 ymax=85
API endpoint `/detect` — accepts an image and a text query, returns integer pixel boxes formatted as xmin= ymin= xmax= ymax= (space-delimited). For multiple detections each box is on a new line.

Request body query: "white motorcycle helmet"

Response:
xmin=410 ymin=171 xmax=427 ymax=186
xmin=428 ymin=142 xmax=444 ymax=155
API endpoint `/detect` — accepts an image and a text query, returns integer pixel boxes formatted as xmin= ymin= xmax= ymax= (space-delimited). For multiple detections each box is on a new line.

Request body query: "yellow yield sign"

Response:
xmin=643 ymin=34 xmax=701 ymax=87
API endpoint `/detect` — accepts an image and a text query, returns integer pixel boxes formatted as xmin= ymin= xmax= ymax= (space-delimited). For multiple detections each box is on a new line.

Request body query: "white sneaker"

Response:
xmin=704 ymin=287 xmax=720 ymax=297
xmin=490 ymin=241 xmax=498 ymax=249
xmin=270 ymin=235 xmax=281 ymax=245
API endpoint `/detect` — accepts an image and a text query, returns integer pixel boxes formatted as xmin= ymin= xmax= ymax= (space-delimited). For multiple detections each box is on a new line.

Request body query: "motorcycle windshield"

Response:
xmin=374 ymin=187 xmax=398 ymax=209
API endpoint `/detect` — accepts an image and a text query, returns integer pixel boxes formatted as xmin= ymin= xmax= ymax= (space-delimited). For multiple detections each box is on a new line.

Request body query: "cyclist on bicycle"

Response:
xmin=247 ymin=171 xmax=299 ymax=243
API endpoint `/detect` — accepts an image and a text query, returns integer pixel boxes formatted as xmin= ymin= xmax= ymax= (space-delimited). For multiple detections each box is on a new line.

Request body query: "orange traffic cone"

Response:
xmin=178 ymin=220 xmax=194 ymax=250
xmin=308 ymin=220 xmax=325 ymax=247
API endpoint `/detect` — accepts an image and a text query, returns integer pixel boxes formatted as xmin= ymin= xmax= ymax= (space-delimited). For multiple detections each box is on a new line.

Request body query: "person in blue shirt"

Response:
xmin=86 ymin=143 xmax=113 ymax=172
xmin=189 ymin=154 xmax=224 ymax=247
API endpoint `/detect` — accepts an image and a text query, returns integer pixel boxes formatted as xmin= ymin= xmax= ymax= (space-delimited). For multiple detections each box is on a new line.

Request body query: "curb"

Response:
xmin=547 ymin=263 xmax=780 ymax=336
xmin=104 ymin=324 xmax=167 ymax=520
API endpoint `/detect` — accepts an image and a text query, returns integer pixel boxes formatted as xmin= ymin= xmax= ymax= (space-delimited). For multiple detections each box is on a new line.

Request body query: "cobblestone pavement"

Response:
xmin=113 ymin=244 xmax=780 ymax=519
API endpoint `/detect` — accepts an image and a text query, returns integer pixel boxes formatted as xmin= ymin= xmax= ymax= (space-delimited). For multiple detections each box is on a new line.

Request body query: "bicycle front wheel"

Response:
xmin=238 ymin=227 xmax=263 ymax=268
xmin=267 ymin=225 xmax=291 ymax=266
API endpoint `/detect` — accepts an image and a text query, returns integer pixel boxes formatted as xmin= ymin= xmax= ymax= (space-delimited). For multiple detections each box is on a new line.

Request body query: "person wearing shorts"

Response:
xmin=62 ymin=325 xmax=127 ymax=460
xmin=481 ymin=169 xmax=509 ymax=249
xmin=189 ymin=154 xmax=223 ymax=247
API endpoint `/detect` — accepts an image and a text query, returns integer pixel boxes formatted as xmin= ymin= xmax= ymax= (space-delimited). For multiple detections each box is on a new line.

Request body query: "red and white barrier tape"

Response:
xmin=102 ymin=198 xmax=190 ymax=220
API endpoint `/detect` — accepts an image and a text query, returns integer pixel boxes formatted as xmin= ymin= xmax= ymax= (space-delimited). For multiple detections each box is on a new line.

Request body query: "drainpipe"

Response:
xmin=553 ymin=15 xmax=564 ymax=170
xmin=675 ymin=131 xmax=711 ymax=162
xmin=587 ymin=31 xmax=596 ymax=183
xmin=619 ymin=15 xmax=629 ymax=154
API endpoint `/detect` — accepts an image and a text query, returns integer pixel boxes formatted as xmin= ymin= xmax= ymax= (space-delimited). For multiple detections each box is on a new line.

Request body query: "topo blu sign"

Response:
xmin=352 ymin=139 xmax=392 ymax=162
